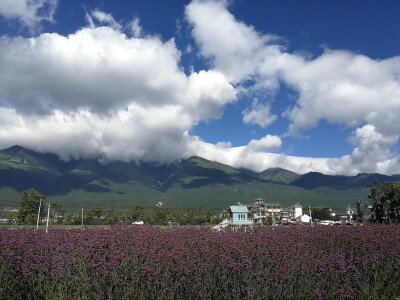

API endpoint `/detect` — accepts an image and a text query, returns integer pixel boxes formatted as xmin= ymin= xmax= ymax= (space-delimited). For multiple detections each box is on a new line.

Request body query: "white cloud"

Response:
xmin=185 ymin=0 xmax=400 ymax=175
xmin=281 ymin=51 xmax=400 ymax=137
xmin=246 ymin=135 xmax=282 ymax=153
xmin=193 ymin=138 xmax=329 ymax=174
xmin=1 ymin=1 xmax=399 ymax=176
xmin=0 ymin=27 xmax=183 ymax=114
xmin=90 ymin=9 xmax=122 ymax=31
xmin=0 ymin=0 xmax=57 ymax=30
xmin=326 ymin=125 xmax=400 ymax=175
xmin=129 ymin=17 xmax=142 ymax=38
xmin=0 ymin=105 xmax=196 ymax=163
xmin=0 ymin=25 xmax=236 ymax=118
xmin=185 ymin=0 xmax=280 ymax=84
xmin=242 ymin=99 xmax=277 ymax=128
xmin=0 ymin=19 xmax=236 ymax=164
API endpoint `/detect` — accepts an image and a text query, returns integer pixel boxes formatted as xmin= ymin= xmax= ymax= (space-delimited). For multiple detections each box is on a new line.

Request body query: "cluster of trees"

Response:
xmin=309 ymin=207 xmax=340 ymax=221
xmin=8 ymin=188 xmax=222 ymax=226
xmin=367 ymin=180 xmax=400 ymax=224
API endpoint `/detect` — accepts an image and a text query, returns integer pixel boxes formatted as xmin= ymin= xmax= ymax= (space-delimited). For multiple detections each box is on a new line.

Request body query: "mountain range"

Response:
xmin=1 ymin=145 xmax=399 ymax=212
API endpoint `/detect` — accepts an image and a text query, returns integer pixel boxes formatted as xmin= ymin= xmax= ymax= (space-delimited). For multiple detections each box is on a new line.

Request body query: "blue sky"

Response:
xmin=0 ymin=0 xmax=399 ymax=175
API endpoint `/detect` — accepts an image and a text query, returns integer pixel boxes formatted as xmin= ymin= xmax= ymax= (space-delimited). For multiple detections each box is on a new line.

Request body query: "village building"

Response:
xmin=247 ymin=198 xmax=283 ymax=225
xmin=228 ymin=205 xmax=253 ymax=225
xmin=281 ymin=203 xmax=303 ymax=223
xmin=300 ymin=214 xmax=311 ymax=224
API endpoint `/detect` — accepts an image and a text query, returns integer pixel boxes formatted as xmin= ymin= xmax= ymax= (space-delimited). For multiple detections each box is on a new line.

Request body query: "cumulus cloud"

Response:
xmin=0 ymin=105 xmax=197 ymax=163
xmin=185 ymin=0 xmax=400 ymax=175
xmin=246 ymin=135 xmax=282 ymax=152
xmin=0 ymin=15 xmax=236 ymax=164
xmin=193 ymin=138 xmax=329 ymax=173
xmin=242 ymin=99 xmax=277 ymax=128
xmin=281 ymin=51 xmax=400 ymax=137
xmin=0 ymin=25 xmax=235 ymax=117
xmin=326 ymin=125 xmax=400 ymax=175
xmin=185 ymin=0 xmax=280 ymax=85
xmin=0 ymin=0 xmax=57 ymax=30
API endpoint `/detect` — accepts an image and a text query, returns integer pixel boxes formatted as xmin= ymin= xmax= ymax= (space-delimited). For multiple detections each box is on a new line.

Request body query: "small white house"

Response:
xmin=300 ymin=214 xmax=311 ymax=224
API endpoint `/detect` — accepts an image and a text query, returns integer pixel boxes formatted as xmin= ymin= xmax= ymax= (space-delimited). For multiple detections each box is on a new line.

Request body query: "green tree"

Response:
xmin=64 ymin=212 xmax=80 ymax=225
xmin=153 ymin=207 xmax=174 ymax=225
xmin=368 ymin=180 xmax=400 ymax=223
xmin=130 ymin=206 xmax=144 ymax=221
xmin=381 ymin=181 xmax=400 ymax=223
xmin=311 ymin=207 xmax=332 ymax=221
xmin=17 ymin=188 xmax=45 ymax=224
xmin=354 ymin=196 xmax=366 ymax=223
xmin=368 ymin=180 xmax=384 ymax=223
xmin=85 ymin=208 xmax=104 ymax=224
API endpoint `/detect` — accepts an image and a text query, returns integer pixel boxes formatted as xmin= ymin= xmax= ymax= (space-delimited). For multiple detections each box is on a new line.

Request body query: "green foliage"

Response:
xmin=152 ymin=207 xmax=175 ymax=225
xmin=368 ymin=180 xmax=400 ymax=223
xmin=310 ymin=207 xmax=332 ymax=220
xmin=130 ymin=206 xmax=144 ymax=221
xmin=83 ymin=208 xmax=118 ymax=225
xmin=17 ymin=188 xmax=45 ymax=224
xmin=258 ymin=168 xmax=300 ymax=184
xmin=354 ymin=196 xmax=366 ymax=223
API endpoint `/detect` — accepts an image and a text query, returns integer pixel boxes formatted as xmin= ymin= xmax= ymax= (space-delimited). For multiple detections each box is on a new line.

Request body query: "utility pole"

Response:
xmin=46 ymin=203 xmax=51 ymax=233
xmin=309 ymin=206 xmax=313 ymax=225
xmin=81 ymin=207 xmax=84 ymax=227
xmin=36 ymin=198 xmax=42 ymax=231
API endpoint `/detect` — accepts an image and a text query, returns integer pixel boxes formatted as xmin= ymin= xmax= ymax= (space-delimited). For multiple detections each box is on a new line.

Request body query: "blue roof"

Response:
xmin=229 ymin=206 xmax=249 ymax=213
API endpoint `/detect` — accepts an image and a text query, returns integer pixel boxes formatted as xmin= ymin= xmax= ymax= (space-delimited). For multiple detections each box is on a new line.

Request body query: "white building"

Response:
xmin=300 ymin=214 xmax=311 ymax=223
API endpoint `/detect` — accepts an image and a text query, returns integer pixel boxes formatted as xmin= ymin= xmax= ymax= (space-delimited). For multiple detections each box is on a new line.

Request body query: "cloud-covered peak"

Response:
xmin=0 ymin=15 xmax=236 ymax=165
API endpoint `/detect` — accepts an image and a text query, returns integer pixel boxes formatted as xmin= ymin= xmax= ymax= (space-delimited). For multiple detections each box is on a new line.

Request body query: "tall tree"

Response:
xmin=368 ymin=180 xmax=400 ymax=223
xmin=354 ymin=196 xmax=366 ymax=223
xmin=17 ymin=188 xmax=45 ymax=224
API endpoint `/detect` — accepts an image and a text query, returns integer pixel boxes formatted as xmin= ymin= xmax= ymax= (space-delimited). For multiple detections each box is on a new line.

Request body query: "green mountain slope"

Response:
xmin=258 ymin=168 xmax=301 ymax=184
xmin=1 ymin=146 xmax=399 ymax=211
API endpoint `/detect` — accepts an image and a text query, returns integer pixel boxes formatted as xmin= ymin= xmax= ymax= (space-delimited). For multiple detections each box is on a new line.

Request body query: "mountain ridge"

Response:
xmin=1 ymin=145 xmax=399 ymax=211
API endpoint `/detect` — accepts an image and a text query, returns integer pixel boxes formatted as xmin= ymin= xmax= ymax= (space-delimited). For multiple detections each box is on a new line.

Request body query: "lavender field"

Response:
xmin=0 ymin=225 xmax=399 ymax=299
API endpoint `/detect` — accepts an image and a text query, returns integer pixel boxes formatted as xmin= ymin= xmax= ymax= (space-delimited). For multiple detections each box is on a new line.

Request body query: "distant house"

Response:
xmin=247 ymin=198 xmax=283 ymax=224
xmin=281 ymin=203 xmax=303 ymax=223
xmin=229 ymin=205 xmax=252 ymax=225
xmin=251 ymin=198 xmax=268 ymax=225
xmin=301 ymin=214 xmax=311 ymax=224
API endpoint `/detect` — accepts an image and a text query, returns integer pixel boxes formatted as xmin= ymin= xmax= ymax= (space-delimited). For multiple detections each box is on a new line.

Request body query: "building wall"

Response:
xmin=294 ymin=207 xmax=303 ymax=218
xmin=232 ymin=212 xmax=248 ymax=222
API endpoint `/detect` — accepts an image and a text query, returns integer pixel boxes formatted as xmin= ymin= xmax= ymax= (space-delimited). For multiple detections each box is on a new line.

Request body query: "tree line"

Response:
xmin=7 ymin=188 xmax=223 ymax=226
xmin=7 ymin=180 xmax=400 ymax=226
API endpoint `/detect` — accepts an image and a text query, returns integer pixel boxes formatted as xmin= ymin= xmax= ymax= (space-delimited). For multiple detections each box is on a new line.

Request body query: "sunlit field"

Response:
xmin=0 ymin=225 xmax=399 ymax=299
